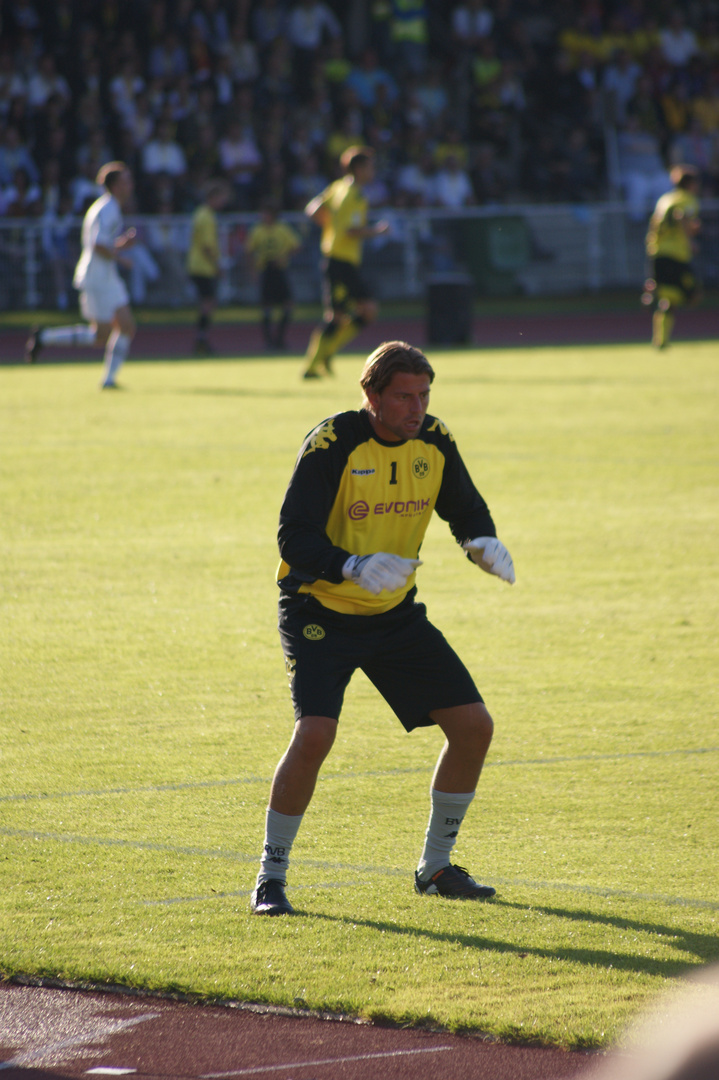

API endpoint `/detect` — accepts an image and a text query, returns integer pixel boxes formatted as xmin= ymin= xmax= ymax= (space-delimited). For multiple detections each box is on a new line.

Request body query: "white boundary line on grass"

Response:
xmin=2 ymin=826 xmax=718 ymax=912
xmin=1 ymin=746 xmax=717 ymax=804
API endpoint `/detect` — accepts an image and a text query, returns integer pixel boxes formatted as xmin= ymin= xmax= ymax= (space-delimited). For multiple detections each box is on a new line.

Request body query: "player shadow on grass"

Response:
xmin=306 ymin=903 xmax=718 ymax=978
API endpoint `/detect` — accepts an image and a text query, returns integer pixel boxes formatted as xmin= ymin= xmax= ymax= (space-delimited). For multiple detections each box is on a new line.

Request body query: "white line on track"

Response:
xmin=199 ymin=1044 xmax=454 ymax=1077
xmin=0 ymin=1013 xmax=159 ymax=1071
xmin=86 ymin=1069 xmax=137 ymax=1075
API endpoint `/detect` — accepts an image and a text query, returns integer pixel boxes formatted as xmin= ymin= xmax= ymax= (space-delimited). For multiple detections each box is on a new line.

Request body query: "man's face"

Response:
xmin=354 ymin=158 xmax=375 ymax=186
xmin=112 ymin=170 xmax=134 ymax=206
xmin=366 ymin=371 xmax=431 ymax=442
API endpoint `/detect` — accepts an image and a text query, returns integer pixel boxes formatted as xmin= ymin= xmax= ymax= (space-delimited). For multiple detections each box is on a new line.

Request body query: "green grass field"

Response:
xmin=1 ymin=340 xmax=718 ymax=1049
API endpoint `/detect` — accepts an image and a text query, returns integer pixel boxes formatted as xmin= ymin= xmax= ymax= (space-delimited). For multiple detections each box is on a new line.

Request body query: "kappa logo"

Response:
xmin=302 ymin=418 xmax=337 ymax=457
xmin=351 ymin=468 xmax=376 ymax=476
xmin=303 ymin=624 xmax=325 ymax=640
xmin=285 ymin=656 xmax=296 ymax=685
xmin=427 ymin=417 xmax=455 ymax=442
xmin=413 ymin=457 xmax=430 ymax=479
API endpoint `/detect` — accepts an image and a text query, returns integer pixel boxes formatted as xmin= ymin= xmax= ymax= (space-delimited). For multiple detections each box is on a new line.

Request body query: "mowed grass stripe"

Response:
xmin=2 ymin=827 xmax=717 ymax=913
xmin=1 ymin=746 xmax=716 ymax=802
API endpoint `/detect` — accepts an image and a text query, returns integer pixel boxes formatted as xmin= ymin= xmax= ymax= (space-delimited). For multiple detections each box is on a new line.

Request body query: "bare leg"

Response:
xmin=429 ymin=701 xmax=493 ymax=792
xmin=268 ymin=715 xmax=338 ymax=815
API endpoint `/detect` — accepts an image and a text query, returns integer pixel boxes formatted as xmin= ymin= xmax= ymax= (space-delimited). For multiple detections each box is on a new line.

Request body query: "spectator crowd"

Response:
xmin=0 ymin=0 xmax=717 ymax=231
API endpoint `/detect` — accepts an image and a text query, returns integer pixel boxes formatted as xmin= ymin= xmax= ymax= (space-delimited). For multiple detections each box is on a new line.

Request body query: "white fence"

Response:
xmin=1 ymin=201 xmax=717 ymax=312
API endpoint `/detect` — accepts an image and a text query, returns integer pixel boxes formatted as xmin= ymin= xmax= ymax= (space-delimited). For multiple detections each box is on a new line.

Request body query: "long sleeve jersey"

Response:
xmin=277 ymin=408 xmax=496 ymax=615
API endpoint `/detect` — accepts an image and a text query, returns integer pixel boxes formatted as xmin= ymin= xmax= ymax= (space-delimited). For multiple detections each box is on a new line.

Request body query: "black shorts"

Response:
xmin=322 ymin=257 xmax=372 ymax=314
xmin=260 ymin=263 xmax=292 ymax=306
xmin=278 ymin=590 xmax=482 ymax=732
xmin=192 ymin=274 xmax=217 ymax=301
xmin=652 ymin=256 xmax=700 ymax=304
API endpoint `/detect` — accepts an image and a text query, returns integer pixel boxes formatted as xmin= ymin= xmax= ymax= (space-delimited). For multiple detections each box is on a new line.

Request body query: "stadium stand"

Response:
xmin=0 ymin=1 xmax=717 ymax=309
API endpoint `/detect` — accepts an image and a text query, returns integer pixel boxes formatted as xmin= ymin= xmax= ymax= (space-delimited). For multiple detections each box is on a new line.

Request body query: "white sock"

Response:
xmin=417 ymin=788 xmax=475 ymax=881
xmin=257 ymin=807 xmax=303 ymax=887
xmin=101 ymin=331 xmax=131 ymax=386
xmin=41 ymin=324 xmax=96 ymax=347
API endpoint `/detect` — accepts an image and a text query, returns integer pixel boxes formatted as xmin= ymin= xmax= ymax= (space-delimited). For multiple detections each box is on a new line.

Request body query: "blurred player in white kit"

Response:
xmin=25 ymin=161 xmax=138 ymax=390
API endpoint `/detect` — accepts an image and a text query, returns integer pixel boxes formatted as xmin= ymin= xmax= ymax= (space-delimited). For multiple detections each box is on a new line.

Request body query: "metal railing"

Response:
xmin=1 ymin=202 xmax=717 ymax=312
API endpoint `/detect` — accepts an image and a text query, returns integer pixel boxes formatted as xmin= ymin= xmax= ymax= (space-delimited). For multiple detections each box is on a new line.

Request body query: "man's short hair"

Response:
xmin=670 ymin=164 xmax=699 ymax=189
xmin=340 ymin=145 xmax=374 ymax=176
xmin=96 ymin=161 xmax=129 ymax=191
xmin=360 ymin=341 xmax=435 ymax=401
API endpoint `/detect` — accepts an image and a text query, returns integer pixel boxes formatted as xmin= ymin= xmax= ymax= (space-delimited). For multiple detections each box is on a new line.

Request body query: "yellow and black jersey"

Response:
xmin=246 ymin=220 xmax=301 ymax=270
xmin=277 ymin=409 xmax=496 ymax=616
xmin=316 ymin=176 xmax=368 ymax=266
xmin=186 ymin=204 xmax=219 ymax=278
xmin=646 ymin=188 xmax=700 ymax=263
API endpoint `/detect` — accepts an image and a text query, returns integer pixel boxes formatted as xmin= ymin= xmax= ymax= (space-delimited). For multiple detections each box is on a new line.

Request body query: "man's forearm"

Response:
xmin=278 ymin=520 xmax=350 ymax=583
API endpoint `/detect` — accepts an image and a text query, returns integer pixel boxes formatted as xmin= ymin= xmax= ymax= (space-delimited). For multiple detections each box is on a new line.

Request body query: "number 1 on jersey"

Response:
xmin=389 ymin=461 xmax=398 ymax=485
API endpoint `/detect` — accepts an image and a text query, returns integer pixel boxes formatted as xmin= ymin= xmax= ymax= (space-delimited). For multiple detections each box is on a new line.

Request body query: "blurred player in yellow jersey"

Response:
xmin=187 ymin=180 xmax=230 ymax=356
xmin=302 ymin=145 xmax=389 ymax=379
xmin=642 ymin=164 xmax=702 ymax=350
xmin=246 ymin=201 xmax=302 ymax=350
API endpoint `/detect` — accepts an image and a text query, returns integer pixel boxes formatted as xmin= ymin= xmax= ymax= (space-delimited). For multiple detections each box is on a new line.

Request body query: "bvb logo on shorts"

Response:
xmin=413 ymin=457 xmax=430 ymax=479
xmin=303 ymin=624 xmax=325 ymax=641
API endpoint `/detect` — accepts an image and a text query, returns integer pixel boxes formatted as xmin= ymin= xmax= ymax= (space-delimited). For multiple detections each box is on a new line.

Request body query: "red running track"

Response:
xmin=0 ymin=307 xmax=716 ymax=366
xmin=0 ymin=983 xmax=600 ymax=1080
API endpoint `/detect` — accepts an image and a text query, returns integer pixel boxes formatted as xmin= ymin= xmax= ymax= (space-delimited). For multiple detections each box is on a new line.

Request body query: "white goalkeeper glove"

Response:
xmin=342 ymin=552 xmax=422 ymax=595
xmin=462 ymin=537 xmax=515 ymax=585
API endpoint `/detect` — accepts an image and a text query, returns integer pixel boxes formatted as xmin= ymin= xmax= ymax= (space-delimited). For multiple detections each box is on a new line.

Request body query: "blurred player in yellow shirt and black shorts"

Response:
xmin=642 ymin=164 xmax=702 ymax=350
xmin=302 ymin=146 xmax=389 ymax=379
xmin=187 ymin=180 xmax=230 ymax=356
xmin=246 ymin=201 xmax=302 ymax=350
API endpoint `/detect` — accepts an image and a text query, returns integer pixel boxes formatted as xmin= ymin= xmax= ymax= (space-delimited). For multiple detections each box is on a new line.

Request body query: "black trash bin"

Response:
xmin=425 ymin=272 xmax=474 ymax=345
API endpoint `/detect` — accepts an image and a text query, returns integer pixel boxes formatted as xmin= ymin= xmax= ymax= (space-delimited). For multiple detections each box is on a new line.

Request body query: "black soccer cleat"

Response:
xmin=250 ymin=878 xmax=295 ymax=916
xmin=25 ymin=327 xmax=42 ymax=363
xmin=414 ymin=864 xmax=496 ymax=900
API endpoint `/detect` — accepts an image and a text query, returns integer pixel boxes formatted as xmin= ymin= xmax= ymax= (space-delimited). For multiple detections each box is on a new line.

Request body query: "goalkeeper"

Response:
xmin=252 ymin=340 xmax=516 ymax=916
